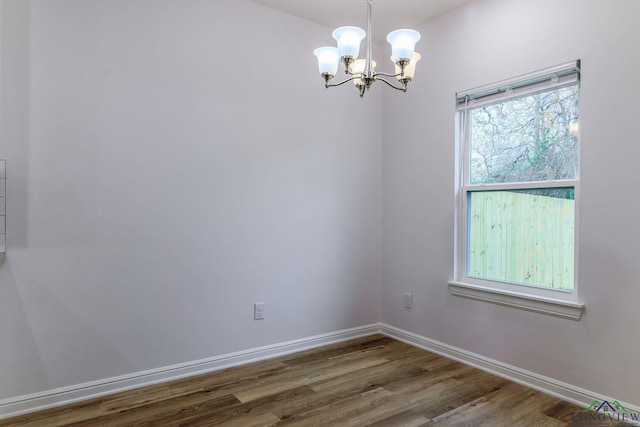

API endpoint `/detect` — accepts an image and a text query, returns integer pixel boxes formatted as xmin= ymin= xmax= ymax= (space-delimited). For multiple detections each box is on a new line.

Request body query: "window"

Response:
xmin=452 ymin=62 xmax=582 ymax=313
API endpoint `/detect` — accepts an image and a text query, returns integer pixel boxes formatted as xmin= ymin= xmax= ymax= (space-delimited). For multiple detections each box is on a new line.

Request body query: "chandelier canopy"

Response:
xmin=313 ymin=0 xmax=421 ymax=98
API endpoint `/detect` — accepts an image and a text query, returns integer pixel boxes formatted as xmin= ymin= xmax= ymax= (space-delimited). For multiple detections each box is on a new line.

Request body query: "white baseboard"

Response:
xmin=0 ymin=324 xmax=381 ymax=420
xmin=2 ymin=323 xmax=637 ymax=421
xmin=379 ymin=323 xmax=640 ymax=415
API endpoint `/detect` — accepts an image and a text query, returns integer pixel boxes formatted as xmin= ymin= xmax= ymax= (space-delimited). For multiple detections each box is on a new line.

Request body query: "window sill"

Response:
xmin=448 ymin=281 xmax=584 ymax=320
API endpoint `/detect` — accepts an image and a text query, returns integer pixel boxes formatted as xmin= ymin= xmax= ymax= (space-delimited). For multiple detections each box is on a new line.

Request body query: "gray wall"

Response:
xmin=0 ymin=0 xmax=382 ymax=399
xmin=381 ymin=0 xmax=640 ymax=406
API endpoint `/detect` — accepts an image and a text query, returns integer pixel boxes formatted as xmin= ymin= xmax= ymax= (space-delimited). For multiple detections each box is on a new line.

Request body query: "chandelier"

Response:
xmin=313 ymin=0 xmax=421 ymax=98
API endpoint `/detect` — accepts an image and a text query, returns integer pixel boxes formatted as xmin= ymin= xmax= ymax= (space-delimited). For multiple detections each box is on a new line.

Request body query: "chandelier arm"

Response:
xmin=374 ymin=71 xmax=404 ymax=79
xmin=376 ymin=77 xmax=407 ymax=92
xmin=325 ymin=76 xmax=358 ymax=88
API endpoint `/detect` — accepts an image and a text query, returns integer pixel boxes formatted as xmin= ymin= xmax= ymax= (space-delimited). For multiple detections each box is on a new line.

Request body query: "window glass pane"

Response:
xmin=469 ymin=85 xmax=579 ymax=185
xmin=467 ymin=188 xmax=574 ymax=290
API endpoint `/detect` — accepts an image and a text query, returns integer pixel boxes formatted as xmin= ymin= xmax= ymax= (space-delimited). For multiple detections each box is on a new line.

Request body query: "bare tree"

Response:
xmin=469 ymin=86 xmax=579 ymax=189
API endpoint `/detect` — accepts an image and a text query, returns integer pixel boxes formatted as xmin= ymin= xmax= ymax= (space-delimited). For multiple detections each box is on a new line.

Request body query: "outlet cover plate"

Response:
xmin=404 ymin=293 xmax=413 ymax=309
xmin=254 ymin=303 xmax=265 ymax=320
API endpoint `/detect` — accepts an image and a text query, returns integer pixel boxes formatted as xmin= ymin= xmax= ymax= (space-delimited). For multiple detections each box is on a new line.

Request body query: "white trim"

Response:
xmin=4 ymin=322 xmax=636 ymax=422
xmin=0 ymin=324 xmax=380 ymax=420
xmin=379 ymin=324 xmax=640 ymax=415
xmin=465 ymin=179 xmax=578 ymax=193
xmin=449 ymin=281 xmax=584 ymax=320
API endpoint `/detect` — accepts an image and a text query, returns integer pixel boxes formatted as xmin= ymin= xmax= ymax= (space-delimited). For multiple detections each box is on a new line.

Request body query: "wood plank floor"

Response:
xmin=0 ymin=335 xmax=592 ymax=426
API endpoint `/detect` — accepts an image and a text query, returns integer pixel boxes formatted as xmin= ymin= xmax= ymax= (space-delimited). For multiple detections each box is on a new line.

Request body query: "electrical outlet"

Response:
xmin=254 ymin=303 xmax=265 ymax=320
xmin=404 ymin=293 xmax=413 ymax=309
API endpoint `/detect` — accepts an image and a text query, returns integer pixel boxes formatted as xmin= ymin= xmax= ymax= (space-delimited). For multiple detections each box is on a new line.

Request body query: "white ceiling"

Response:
xmin=249 ymin=0 xmax=474 ymax=42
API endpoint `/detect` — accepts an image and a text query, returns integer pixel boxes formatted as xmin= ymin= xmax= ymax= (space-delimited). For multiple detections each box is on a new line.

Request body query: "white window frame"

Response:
xmin=449 ymin=61 xmax=584 ymax=320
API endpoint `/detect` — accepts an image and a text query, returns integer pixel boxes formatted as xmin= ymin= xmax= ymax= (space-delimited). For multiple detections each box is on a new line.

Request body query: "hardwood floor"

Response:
xmin=0 ymin=335 xmax=589 ymax=426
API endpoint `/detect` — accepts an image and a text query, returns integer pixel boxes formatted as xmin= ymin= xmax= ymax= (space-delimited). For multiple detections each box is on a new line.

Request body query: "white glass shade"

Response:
xmin=351 ymin=59 xmax=376 ymax=86
xmin=393 ymin=52 xmax=421 ymax=81
xmin=313 ymin=47 xmax=339 ymax=76
xmin=332 ymin=26 xmax=366 ymax=59
xmin=387 ymin=29 xmax=421 ymax=62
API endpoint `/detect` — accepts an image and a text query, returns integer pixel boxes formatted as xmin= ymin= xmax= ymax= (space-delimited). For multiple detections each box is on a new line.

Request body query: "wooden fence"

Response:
xmin=468 ymin=191 xmax=574 ymax=290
